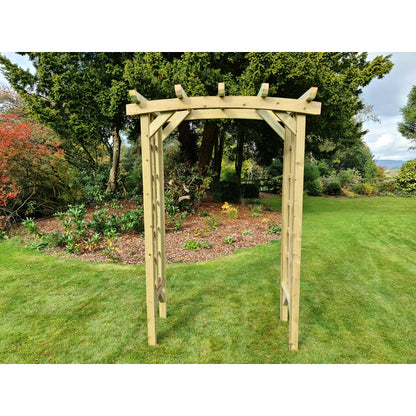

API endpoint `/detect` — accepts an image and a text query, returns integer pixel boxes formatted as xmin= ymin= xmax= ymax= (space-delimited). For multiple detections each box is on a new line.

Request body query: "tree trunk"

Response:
xmin=178 ymin=121 xmax=198 ymax=166
xmin=212 ymin=130 xmax=225 ymax=183
xmin=106 ymin=126 xmax=121 ymax=193
xmin=197 ymin=121 xmax=218 ymax=174
xmin=235 ymin=126 xmax=244 ymax=186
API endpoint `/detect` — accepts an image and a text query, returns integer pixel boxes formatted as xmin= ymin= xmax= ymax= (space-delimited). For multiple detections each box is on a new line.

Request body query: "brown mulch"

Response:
xmin=21 ymin=195 xmax=281 ymax=265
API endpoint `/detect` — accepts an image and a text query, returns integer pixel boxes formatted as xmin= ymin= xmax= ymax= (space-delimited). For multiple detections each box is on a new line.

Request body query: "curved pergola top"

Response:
xmin=126 ymin=83 xmax=321 ymax=116
xmin=126 ymin=83 xmax=321 ymax=141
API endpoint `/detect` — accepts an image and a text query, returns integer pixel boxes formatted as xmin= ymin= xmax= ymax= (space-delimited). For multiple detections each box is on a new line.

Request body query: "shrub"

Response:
xmin=241 ymin=183 xmax=259 ymax=198
xmin=325 ymin=181 xmax=342 ymax=196
xmin=304 ymin=161 xmax=320 ymax=183
xmin=395 ymin=159 xmax=416 ymax=194
xmin=268 ymin=175 xmax=283 ymax=194
xmin=364 ymin=182 xmax=374 ymax=195
xmin=165 ymin=163 xmax=212 ymax=212
xmin=337 ymin=168 xmax=362 ymax=189
xmin=305 ymin=178 xmax=323 ymax=196
xmin=351 ymin=182 xmax=366 ymax=195
xmin=212 ymin=180 xmax=240 ymax=203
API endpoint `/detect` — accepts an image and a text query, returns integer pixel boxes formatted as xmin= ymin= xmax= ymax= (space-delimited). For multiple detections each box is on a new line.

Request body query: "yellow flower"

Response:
xmin=262 ymin=218 xmax=269 ymax=223
xmin=109 ymin=241 xmax=113 ymax=247
xmin=221 ymin=202 xmax=230 ymax=210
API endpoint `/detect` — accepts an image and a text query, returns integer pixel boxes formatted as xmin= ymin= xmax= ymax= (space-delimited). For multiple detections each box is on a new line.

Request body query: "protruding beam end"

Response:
xmin=129 ymin=90 xmax=148 ymax=104
xmin=175 ymin=84 xmax=188 ymax=99
xmin=298 ymin=87 xmax=318 ymax=102
xmin=257 ymin=83 xmax=269 ymax=98
xmin=218 ymin=82 xmax=225 ymax=97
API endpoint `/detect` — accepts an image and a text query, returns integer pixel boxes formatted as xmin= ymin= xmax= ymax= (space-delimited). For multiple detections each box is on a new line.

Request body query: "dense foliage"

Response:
xmin=395 ymin=159 xmax=416 ymax=194
xmin=398 ymin=85 xmax=416 ymax=147
xmin=0 ymin=52 xmax=398 ymax=230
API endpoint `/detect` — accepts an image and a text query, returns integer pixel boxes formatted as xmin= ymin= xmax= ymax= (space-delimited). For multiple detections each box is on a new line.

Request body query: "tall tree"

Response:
xmin=0 ymin=52 xmax=134 ymax=193
xmin=398 ymin=85 xmax=416 ymax=148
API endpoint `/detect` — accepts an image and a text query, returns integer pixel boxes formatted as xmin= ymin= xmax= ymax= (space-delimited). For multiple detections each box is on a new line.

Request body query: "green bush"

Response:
xmin=351 ymin=182 xmax=366 ymax=195
xmin=267 ymin=175 xmax=283 ymax=194
xmin=304 ymin=161 xmax=320 ymax=183
xmin=241 ymin=183 xmax=259 ymax=198
xmin=337 ymin=168 xmax=362 ymax=189
xmin=305 ymin=178 xmax=323 ymax=196
xmin=325 ymin=181 xmax=342 ymax=196
xmin=395 ymin=159 xmax=416 ymax=194
xmin=212 ymin=180 xmax=241 ymax=203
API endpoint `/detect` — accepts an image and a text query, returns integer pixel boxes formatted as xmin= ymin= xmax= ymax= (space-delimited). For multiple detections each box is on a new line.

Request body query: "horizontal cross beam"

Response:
xmin=127 ymin=95 xmax=321 ymax=116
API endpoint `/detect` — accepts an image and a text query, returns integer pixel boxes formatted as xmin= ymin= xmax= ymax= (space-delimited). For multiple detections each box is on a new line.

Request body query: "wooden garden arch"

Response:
xmin=126 ymin=83 xmax=321 ymax=351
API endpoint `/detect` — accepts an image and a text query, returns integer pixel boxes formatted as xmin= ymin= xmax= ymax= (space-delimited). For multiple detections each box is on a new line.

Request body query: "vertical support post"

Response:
xmin=280 ymin=126 xmax=292 ymax=321
xmin=140 ymin=114 xmax=158 ymax=346
xmin=155 ymin=128 xmax=167 ymax=318
xmin=288 ymin=114 xmax=306 ymax=351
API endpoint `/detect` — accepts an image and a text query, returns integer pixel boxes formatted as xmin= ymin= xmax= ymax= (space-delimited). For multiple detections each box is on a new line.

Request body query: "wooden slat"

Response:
xmin=129 ymin=89 xmax=148 ymax=104
xmin=257 ymin=83 xmax=269 ymax=98
xmin=155 ymin=128 xmax=167 ymax=318
xmin=140 ymin=114 xmax=157 ymax=346
xmin=257 ymin=109 xmax=285 ymax=140
xmin=298 ymin=87 xmax=318 ymax=102
xmin=280 ymin=126 xmax=292 ymax=322
xmin=288 ymin=114 xmax=306 ymax=352
xmin=175 ymin=84 xmax=188 ymax=99
xmin=126 ymin=96 xmax=322 ymax=116
xmin=161 ymin=110 xmax=190 ymax=141
xmin=281 ymin=283 xmax=290 ymax=307
xmin=274 ymin=111 xmax=297 ymax=135
xmin=218 ymin=82 xmax=225 ymax=97
xmin=149 ymin=111 xmax=174 ymax=138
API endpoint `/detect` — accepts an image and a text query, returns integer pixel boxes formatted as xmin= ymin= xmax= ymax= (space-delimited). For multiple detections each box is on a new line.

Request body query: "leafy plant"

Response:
xmin=224 ymin=236 xmax=235 ymax=244
xmin=22 ymin=217 xmax=40 ymax=236
xmin=205 ymin=213 xmax=221 ymax=231
xmin=119 ymin=207 xmax=144 ymax=233
xmin=241 ymin=229 xmax=253 ymax=235
xmin=221 ymin=202 xmax=238 ymax=219
xmin=250 ymin=204 xmax=263 ymax=217
xmin=265 ymin=223 xmax=282 ymax=235
xmin=182 ymin=239 xmax=212 ymax=251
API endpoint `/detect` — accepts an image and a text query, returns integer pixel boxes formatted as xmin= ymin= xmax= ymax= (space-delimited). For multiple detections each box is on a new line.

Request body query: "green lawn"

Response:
xmin=1 ymin=196 xmax=416 ymax=363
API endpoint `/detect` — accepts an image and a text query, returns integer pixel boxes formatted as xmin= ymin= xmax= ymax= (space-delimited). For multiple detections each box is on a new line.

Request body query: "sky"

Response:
xmin=362 ymin=52 xmax=416 ymax=162
xmin=1 ymin=51 xmax=416 ymax=163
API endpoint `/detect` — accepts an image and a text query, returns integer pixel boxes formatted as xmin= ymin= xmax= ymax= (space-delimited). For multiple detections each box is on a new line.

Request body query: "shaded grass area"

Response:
xmin=1 ymin=196 xmax=416 ymax=363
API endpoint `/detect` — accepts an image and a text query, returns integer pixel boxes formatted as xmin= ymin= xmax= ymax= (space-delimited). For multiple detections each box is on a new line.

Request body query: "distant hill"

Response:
xmin=376 ymin=159 xmax=406 ymax=169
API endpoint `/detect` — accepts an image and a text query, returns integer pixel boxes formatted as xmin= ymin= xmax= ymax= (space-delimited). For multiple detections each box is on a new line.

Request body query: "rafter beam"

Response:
xmin=175 ymin=84 xmax=188 ymax=99
xmin=129 ymin=89 xmax=148 ymax=104
xmin=161 ymin=110 xmax=190 ymax=141
xmin=257 ymin=83 xmax=269 ymax=98
xmin=298 ymin=87 xmax=318 ymax=102
xmin=218 ymin=82 xmax=225 ymax=97
xmin=149 ymin=112 xmax=174 ymax=138
xmin=257 ymin=109 xmax=285 ymax=140
xmin=274 ymin=111 xmax=297 ymax=135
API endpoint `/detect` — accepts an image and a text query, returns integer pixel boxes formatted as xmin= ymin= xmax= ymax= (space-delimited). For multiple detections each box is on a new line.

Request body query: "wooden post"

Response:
xmin=280 ymin=126 xmax=292 ymax=322
xmin=288 ymin=114 xmax=306 ymax=351
xmin=140 ymin=114 xmax=158 ymax=346
xmin=155 ymin=127 xmax=167 ymax=318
